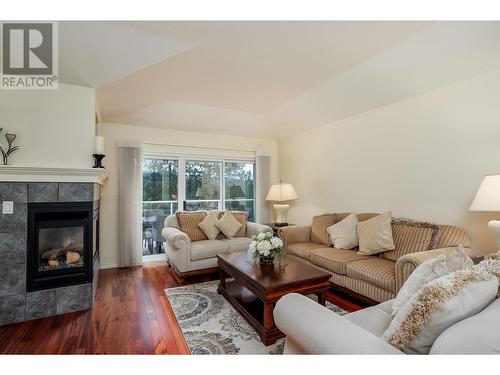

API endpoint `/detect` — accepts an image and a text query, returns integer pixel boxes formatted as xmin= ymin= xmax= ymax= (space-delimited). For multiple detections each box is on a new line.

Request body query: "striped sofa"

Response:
xmin=278 ymin=213 xmax=470 ymax=303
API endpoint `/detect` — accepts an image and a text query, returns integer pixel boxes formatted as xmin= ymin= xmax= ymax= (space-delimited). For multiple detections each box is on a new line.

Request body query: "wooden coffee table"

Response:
xmin=217 ymin=252 xmax=331 ymax=346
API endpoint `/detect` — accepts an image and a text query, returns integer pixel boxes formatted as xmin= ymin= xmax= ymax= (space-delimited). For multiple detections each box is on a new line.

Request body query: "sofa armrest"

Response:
xmin=277 ymin=225 xmax=311 ymax=254
xmin=161 ymin=226 xmax=190 ymax=250
xmin=395 ymin=247 xmax=465 ymax=291
xmin=274 ymin=293 xmax=401 ymax=354
xmin=246 ymin=222 xmax=272 ymax=238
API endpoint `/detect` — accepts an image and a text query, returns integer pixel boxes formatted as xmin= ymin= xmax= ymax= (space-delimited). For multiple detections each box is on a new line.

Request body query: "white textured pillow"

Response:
xmin=327 ymin=213 xmax=359 ymax=249
xmin=198 ymin=212 xmax=220 ymax=240
xmin=391 ymin=254 xmax=449 ymax=316
xmin=357 ymin=211 xmax=395 ymax=255
xmin=383 ymin=268 xmax=498 ymax=354
xmin=216 ymin=211 xmax=242 ymax=239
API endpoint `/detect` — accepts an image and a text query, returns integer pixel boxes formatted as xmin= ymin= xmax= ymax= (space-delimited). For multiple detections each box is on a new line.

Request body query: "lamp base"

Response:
xmin=273 ymin=203 xmax=290 ymax=226
xmin=488 ymin=220 xmax=500 ymax=251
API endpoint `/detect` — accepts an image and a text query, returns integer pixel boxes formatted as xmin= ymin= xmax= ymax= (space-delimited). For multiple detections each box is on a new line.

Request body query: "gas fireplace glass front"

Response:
xmin=27 ymin=202 xmax=94 ymax=292
xmin=38 ymin=226 xmax=85 ymax=271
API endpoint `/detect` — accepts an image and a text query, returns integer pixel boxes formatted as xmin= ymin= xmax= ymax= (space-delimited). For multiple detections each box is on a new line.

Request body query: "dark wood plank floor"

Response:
xmin=0 ymin=262 xmax=367 ymax=354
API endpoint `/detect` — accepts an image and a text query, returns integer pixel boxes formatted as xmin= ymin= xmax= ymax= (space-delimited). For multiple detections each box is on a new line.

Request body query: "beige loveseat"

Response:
xmin=162 ymin=211 xmax=271 ymax=276
xmin=279 ymin=213 xmax=470 ymax=303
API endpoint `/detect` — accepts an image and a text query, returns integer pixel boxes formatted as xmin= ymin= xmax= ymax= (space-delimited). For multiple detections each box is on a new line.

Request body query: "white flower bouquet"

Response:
xmin=248 ymin=231 xmax=285 ymax=265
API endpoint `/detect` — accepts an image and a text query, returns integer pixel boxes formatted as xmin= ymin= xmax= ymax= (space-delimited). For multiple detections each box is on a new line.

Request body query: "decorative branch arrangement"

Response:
xmin=0 ymin=128 xmax=19 ymax=165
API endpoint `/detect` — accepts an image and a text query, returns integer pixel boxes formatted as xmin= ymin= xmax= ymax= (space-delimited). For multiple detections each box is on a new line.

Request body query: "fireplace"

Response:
xmin=27 ymin=202 xmax=95 ymax=292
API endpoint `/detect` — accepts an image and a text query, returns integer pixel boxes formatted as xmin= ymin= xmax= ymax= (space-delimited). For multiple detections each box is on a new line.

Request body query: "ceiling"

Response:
xmin=58 ymin=21 xmax=500 ymax=139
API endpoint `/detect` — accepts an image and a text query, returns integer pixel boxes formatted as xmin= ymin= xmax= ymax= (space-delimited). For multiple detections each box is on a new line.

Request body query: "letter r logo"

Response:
xmin=2 ymin=23 xmax=53 ymax=75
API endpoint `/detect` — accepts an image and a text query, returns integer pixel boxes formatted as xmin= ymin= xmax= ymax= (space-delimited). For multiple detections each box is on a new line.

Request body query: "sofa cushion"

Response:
xmin=310 ymin=248 xmax=370 ymax=275
xmin=436 ymin=224 xmax=470 ymax=248
xmin=382 ymin=218 xmax=439 ymax=261
xmin=222 ymin=237 xmax=253 ymax=252
xmin=176 ymin=211 xmax=208 ymax=242
xmin=311 ymin=213 xmax=335 ymax=245
xmin=430 ymin=297 xmax=500 ymax=354
xmin=288 ymin=242 xmax=327 ymax=260
xmin=345 ymin=305 xmax=394 ymax=337
xmin=191 ymin=240 xmax=229 ymax=261
xmin=346 ymin=257 xmax=396 ymax=292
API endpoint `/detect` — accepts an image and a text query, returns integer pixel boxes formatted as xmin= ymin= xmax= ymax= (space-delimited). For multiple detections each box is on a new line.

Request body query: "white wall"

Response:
xmin=279 ymin=69 xmax=500 ymax=254
xmin=100 ymin=122 xmax=279 ymax=268
xmin=0 ymin=83 xmax=95 ymax=168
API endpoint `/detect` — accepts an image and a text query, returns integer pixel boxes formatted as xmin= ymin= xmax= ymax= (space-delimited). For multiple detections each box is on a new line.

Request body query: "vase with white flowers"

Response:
xmin=248 ymin=232 xmax=285 ymax=266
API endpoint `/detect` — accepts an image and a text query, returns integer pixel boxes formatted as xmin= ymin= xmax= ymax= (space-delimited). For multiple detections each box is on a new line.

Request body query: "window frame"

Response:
xmin=143 ymin=153 xmax=257 ymax=220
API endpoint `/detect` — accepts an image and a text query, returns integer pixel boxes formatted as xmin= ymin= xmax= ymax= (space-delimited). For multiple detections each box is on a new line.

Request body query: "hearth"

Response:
xmin=27 ymin=202 xmax=94 ymax=292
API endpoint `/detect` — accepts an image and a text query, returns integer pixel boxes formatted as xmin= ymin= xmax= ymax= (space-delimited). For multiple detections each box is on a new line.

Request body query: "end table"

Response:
xmin=264 ymin=223 xmax=295 ymax=236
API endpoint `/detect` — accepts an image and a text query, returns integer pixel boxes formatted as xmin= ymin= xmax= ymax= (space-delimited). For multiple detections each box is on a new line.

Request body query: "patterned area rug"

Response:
xmin=165 ymin=280 xmax=346 ymax=354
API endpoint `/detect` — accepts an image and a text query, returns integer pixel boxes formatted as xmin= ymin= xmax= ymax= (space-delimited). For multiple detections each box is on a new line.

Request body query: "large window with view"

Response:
xmin=142 ymin=157 xmax=256 ymax=259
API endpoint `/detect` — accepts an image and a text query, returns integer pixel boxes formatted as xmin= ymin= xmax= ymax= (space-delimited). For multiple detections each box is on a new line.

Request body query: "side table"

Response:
xmin=264 ymin=223 xmax=295 ymax=236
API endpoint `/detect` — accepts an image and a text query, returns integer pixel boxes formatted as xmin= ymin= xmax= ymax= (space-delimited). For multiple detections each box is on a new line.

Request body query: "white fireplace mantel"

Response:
xmin=0 ymin=165 xmax=109 ymax=185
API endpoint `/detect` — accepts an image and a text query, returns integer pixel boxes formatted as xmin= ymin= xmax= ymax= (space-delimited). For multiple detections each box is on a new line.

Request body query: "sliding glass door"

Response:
xmin=142 ymin=156 xmax=256 ymax=260
xmin=185 ymin=160 xmax=222 ymax=211
xmin=142 ymin=158 xmax=179 ymax=258
xmin=225 ymin=161 xmax=255 ymax=221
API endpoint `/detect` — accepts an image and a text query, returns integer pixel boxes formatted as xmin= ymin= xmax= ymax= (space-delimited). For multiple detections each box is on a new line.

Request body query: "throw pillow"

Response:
xmin=198 ymin=212 xmax=221 ymax=240
xmin=445 ymin=244 xmax=474 ymax=271
xmin=211 ymin=210 xmax=248 ymax=238
xmin=357 ymin=212 xmax=395 ymax=255
xmin=327 ymin=213 xmax=359 ymax=249
xmin=382 ymin=218 xmax=440 ymax=261
xmin=175 ymin=211 xmax=208 ymax=242
xmin=383 ymin=267 xmax=498 ymax=354
xmin=476 ymin=256 xmax=500 ymax=296
xmin=231 ymin=211 xmax=248 ymax=237
xmin=436 ymin=224 xmax=471 ymax=248
xmin=216 ymin=211 xmax=243 ymax=239
xmin=391 ymin=255 xmax=449 ymax=316
xmin=311 ymin=213 xmax=335 ymax=245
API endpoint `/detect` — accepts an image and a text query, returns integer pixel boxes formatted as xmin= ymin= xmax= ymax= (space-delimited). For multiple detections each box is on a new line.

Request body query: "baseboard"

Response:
xmin=143 ymin=254 xmax=167 ymax=263
xmin=100 ymin=261 xmax=119 ymax=269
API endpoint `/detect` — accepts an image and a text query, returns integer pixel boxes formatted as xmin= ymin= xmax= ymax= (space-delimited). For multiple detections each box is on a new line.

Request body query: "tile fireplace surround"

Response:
xmin=0 ymin=167 xmax=107 ymax=326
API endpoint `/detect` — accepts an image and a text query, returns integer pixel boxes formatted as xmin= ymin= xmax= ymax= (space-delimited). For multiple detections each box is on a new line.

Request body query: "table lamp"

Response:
xmin=469 ymin=174 xmax=500 ymax=250
xmin=266 ymin=180 xmax=298 ymax=226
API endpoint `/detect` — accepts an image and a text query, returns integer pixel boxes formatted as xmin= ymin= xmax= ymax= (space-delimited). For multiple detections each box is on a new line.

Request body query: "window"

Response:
xmin=185 ymin=160 xmax=222 ymax=211
xmin=225 ymin=161 xmax=255 ymax=222
xmin=142 ymin=159 xmax=178 ymax=257
xmin=142 ymin=156 xmax=256 ymax=259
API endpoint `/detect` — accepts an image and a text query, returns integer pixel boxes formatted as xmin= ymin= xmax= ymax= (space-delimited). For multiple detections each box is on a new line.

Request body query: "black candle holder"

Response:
xmin=92 ymin=154 xmax=105 ymax=169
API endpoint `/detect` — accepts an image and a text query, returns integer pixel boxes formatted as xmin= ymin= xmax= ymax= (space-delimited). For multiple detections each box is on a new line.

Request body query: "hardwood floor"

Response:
xmin=0 ymin=262 xmax=367 ymax=354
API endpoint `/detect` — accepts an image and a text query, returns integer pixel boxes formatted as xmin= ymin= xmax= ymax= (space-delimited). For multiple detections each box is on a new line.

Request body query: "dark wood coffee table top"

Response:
xmin=217 ymin=251 xmax=332 ymax=346
xmin=217 ymin=251 xmax=331 ymax=292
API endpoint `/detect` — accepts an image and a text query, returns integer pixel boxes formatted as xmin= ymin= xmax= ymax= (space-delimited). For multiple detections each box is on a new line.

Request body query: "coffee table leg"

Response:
xmin=218 ymin=268 xmax=226 ymax=294
xmin=317 ymin=292 xmax=326 ymax=306
xmin=263 ymin=302 xmax=274 ymax=330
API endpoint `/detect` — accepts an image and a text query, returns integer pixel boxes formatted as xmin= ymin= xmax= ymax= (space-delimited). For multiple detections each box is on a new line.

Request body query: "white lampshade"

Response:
xmin=469 ymin=174 xmax=500 ymax=212
xmin=266 ymin=181 xmax=298 ymax=202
